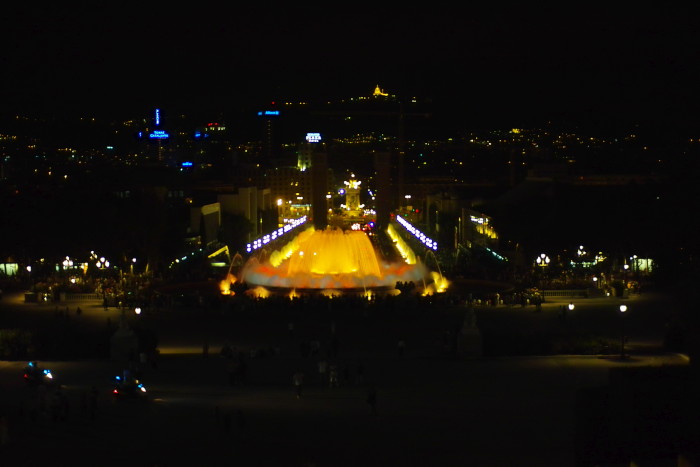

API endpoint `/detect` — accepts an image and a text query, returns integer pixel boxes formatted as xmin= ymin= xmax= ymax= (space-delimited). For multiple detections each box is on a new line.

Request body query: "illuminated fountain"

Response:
xmin=240 ymin=226 xmax=431 ymax=295
xmin=234 ymin=174 xmax=447 ymax=297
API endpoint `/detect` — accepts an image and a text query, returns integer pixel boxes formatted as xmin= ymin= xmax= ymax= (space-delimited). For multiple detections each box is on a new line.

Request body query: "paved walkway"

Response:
xmin=0 ymin=290 xmax=688 ymax=466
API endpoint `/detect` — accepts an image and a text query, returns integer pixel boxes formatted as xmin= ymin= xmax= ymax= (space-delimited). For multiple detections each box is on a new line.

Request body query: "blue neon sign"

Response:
xmin=149 ymin=130 xmax=169 ymax=139
xmin=257 ymin=110 xmax=280 ymax=116
xmin=155 ymin=108 xmax=161 ymax=126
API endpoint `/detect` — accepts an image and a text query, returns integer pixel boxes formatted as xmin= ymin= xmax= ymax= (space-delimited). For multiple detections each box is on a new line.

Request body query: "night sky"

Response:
xmin=2 ymin=5 xmax=700 ymax=131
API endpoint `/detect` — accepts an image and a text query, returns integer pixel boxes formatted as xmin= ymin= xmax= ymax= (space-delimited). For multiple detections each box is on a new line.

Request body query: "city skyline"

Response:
xmin=2 ymin=6 xmax=700 ymax=132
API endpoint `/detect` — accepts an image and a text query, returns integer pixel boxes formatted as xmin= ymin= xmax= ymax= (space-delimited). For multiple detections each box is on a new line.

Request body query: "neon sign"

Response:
xmin=181 ymin=161 xmax=193 ymax=167
xmin=155 ymin=108 xmax=161 ymax=126
xmin=257 ymin=110 xmax=280 ymax=116
xmin=306 ymin=132 xmax=322 ymax=143
xmin=149 ymin=130 xmax=169 ymax=139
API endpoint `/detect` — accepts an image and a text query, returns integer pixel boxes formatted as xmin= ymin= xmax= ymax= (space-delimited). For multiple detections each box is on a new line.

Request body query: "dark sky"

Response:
xmin=2 ymin=5 xmax=700 ymax=130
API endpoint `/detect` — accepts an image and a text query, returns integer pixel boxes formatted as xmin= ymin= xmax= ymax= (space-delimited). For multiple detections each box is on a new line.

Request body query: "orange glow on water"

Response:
xmin=241 ymin=227 xmax=430 ymax=291
xmin=219 ymin=273 xmax=237 ymax=295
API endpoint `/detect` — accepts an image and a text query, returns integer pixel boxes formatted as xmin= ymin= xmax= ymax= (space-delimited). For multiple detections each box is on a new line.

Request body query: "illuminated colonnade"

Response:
xmin=395 ymin=215 xmax=438 ymax=251
xmin=246 ymin=216 xmax=307 ymax=253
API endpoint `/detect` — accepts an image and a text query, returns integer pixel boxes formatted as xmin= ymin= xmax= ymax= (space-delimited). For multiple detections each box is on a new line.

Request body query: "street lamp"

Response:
xmin=619 ymin=304 xmax=628 ymax=358
xmin=62 ymin=256 xmax=73 ymax=270
xmin=568 ymin=303 xmax=575 ymax=312
xmin=536 ymin=253 xmax=550 ymax=267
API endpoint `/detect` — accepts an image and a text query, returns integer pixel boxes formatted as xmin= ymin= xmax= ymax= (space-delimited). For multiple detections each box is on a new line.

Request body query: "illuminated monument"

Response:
xmin=373 ymin=84 xmax=389 ymax=97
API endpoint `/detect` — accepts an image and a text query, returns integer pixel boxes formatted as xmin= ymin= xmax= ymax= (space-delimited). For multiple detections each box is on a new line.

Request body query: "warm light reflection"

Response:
xmin=219 ymin=273 xmax=237 ymax=295
xmin=241 ymin=227 xmax=430 ymax=291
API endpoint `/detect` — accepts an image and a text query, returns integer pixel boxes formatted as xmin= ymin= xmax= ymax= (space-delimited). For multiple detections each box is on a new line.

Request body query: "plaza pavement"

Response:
xmin=0 ymin=290 xmax=690 ymax=466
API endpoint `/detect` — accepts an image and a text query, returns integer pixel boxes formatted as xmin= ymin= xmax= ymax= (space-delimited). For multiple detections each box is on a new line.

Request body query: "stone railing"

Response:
xmin=541 ymin=289 xmax=590 ymax=298
xmin=60 ymin=293 xmax=102 ymax=302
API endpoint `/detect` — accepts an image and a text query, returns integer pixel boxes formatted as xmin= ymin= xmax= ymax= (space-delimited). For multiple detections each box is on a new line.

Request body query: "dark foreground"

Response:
xmin=0 ymin=290 xmax=697 ymax=466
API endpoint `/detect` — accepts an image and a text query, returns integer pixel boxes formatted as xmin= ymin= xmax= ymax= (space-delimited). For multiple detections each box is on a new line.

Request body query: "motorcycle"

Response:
xmin=23 ymin=361 xmax=56 ymax=386
xmin=112 ymin=373 xmax=148 ymax=399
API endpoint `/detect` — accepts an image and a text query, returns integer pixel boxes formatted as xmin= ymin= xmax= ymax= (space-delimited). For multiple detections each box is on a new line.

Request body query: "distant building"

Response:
xmin=189 ymin=186 xmax=273 ymax=246
xmin=257 ymin=103 xmax=281 ymax=162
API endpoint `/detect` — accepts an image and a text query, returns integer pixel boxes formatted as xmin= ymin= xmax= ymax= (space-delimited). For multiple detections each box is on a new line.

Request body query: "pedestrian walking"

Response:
xmin=0 ymin=416 xmax=8 ymax=446
xmin=317 ymin=358 xmax=328 ymax=383
xmin=310 ymin=339 xmax=320 ymax=357
xmin=237 ymin=357 xmax=248 ymax=384
xmin=223 ymin=411 xmax=232 ymax=433
xmin=329 ymin=363 xmax=339 ymax=388
xmin=236 ymin=409 xmax=246 ymax=433
xmin=80 ymin=391 xmax=87 ymax=415
xmin=398 ymin=338 xmax=406 ymax=358
xmin=330 ymin=337 xmax=339 ymax=358
xmin=300 ymin=340 xmax=310 ymax=358
xmin=88 ymin=386 xmax=98 ymax=421
xmin=355 ymin=361 xmax=365 ymax=386
xmin=366 ymin=386 xmax=378 ymax=416
xmin=228 ymin=360 xmax=239 ymax=386
xmin=293 ymin=370 xmax=304 ymax=398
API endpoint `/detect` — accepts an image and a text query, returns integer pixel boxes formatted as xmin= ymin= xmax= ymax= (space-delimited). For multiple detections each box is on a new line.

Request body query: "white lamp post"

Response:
xmin=619 ymin=304 xmax=628 ymax=358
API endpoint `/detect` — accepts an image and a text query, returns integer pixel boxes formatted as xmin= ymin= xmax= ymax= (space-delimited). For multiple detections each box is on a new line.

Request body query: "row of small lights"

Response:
xmin=542 ymin=249 xmax=638 ymax=269
xmin=169 ymin=248 xmax=204 ymax=268
xmin=395 ymin=215 xmax=438 ymax=251
xmin=246 ymin=216 xmax=307 ymax=253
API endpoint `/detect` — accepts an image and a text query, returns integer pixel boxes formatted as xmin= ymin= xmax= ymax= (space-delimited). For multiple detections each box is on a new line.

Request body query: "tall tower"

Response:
xmin=257 ymin=103 xmax=280 ymax=162
xmin=139 ymin=108 xmax=171 ymax=163
xmin=373 ymin=151 xmax=392 ymax=230
xmin=307 ymin=132 xmax=329 ymax=230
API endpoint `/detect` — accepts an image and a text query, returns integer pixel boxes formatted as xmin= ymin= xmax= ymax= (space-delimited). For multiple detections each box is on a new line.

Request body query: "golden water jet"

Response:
xmin=241 ymin=226 xmax=431 ymax=293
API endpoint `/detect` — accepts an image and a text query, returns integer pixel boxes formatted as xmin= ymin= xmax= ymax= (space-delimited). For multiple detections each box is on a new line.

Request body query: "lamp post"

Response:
xmin=536 ymin=253 xmax=550 ymax=268
xmin=277 ymin=199 xmax=283 ymax=227
xmin=535 ymin=254 xmax=550 ymax=289
xmin=619 ymin=304 xmax=628 ymax=358
xmin=96 ymin=257 xmax=110 ymax=309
